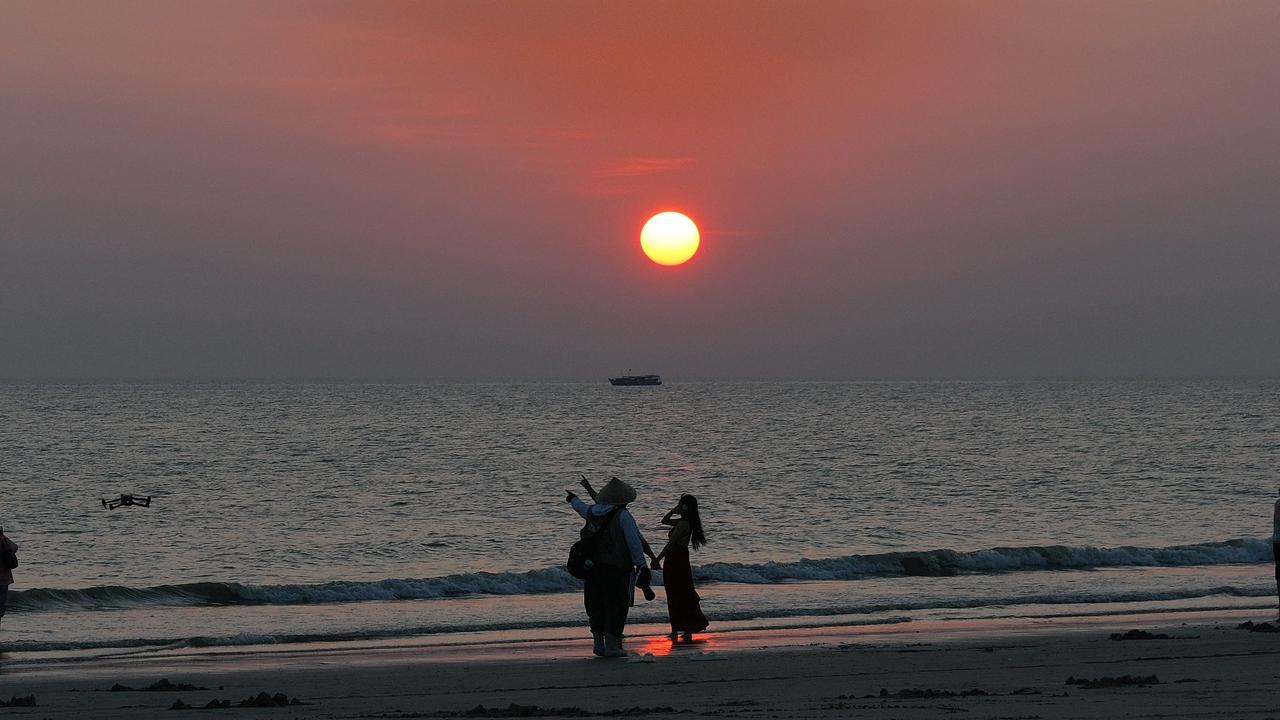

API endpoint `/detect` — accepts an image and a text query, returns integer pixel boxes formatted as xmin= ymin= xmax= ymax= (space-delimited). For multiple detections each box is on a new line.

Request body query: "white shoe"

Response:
xmin=592 ymin=632 xmax=605 ymax=656
xmin=600 ymin=634 xmax=627 ymax=658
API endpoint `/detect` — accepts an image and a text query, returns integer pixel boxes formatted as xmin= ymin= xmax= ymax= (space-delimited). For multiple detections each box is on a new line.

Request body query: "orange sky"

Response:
xmin=3 ymin=1 xmax=1279 ymax=378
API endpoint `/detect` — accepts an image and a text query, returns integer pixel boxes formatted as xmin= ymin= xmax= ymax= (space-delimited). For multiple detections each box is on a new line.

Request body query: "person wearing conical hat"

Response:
xmin=566 ymin=476 xmax=648 ymax=658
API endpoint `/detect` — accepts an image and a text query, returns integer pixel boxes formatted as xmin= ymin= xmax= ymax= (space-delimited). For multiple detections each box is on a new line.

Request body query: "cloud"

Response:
xmin=576 ymin=156 xmax=696 ymax=195
xmin=591 ymin=157 xmax=694 ymax=179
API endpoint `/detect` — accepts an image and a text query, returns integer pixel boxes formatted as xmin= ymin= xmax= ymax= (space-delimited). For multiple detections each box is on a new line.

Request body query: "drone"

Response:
xmin=101 ymin=494 xmax=152 ymax=510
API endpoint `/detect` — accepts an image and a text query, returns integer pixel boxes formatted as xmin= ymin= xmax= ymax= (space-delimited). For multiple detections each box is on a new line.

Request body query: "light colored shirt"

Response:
xmin=570 ymin=497 xmax=647 ymax=567
xmin=1 ymin=537 xmax=17 ymax=586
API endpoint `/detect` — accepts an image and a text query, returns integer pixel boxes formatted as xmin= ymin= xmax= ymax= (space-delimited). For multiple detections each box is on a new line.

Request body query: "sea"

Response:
xmin=1 ymin=380 xmax=1277 ymax=658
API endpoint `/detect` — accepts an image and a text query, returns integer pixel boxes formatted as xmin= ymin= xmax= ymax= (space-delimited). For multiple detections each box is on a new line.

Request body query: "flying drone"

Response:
xmin=102 ymin=494 xmax=152 ymax=510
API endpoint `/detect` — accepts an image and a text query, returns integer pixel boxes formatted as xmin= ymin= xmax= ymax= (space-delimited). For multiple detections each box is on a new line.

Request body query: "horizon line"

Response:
xmin=2 ymin=374 xmax=1278 ymax=386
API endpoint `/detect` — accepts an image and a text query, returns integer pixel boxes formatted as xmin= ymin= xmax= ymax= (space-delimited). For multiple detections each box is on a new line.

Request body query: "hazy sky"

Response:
xmin=3 ymin=1 xmax=1278 ymax=380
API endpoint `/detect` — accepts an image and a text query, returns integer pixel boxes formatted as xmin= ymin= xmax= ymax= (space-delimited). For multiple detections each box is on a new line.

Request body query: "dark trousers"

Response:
xmin=1274 ymin=543 xmax=1279 ymax=598
xmin=584 ymin=565 xmax=632 ymax=636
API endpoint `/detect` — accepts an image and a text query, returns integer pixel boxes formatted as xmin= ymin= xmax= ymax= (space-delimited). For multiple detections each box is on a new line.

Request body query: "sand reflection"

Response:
xmin=634 ymin=632 xmax=714 ymax=658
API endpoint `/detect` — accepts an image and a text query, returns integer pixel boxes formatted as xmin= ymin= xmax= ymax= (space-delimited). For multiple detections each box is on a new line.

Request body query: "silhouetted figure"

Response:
xmin=1273 ymin=488 xmax=1279 ymax=619
xmin=579 ymin=476 xmax=658 ymax=600
xmin=652 ymin=494 xmax=709 ymax=641
xmin=566 ymin=477 xmax=648 ymax=658
xmin=102 ymin=494 xmax=151 ymax=510
xmin=0 ymin=526 xmax=17 ymax=628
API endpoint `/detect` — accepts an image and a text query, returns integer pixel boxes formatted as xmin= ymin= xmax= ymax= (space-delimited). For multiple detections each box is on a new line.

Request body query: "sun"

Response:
xmin=640 ymin=211 xmax=700 ymax=266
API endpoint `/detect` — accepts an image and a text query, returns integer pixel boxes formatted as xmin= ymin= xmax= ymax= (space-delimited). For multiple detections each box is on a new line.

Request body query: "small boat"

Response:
xmin=609 ymin=374 xmax=661 ymax=386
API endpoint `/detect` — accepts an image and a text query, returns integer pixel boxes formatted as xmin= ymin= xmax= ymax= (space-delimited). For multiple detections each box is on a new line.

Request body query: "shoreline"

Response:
xmin=3 ymin=605 xmax=1279 ymax=720
xmin=2 ymin=602 xmax=1280 ymax=686
xmin=4 ymin=562 xmax=1274 ymax=663
xmin=1 ymin=599 xmax=1274 ymax=674
xmin=4 ymin=601 xmax=1276 ymax=675
xmin=3 ymin=611 xmax=1279 ymax=719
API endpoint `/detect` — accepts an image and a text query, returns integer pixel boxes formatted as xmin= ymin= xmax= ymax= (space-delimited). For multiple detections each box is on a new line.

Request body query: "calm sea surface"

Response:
xmin=1 ymin=381 xmax=1276 ymax=653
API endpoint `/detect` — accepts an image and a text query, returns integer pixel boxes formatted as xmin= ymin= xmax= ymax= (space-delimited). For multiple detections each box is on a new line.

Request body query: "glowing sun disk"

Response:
xmin=641 ymin=212 xmax=700 ymax=266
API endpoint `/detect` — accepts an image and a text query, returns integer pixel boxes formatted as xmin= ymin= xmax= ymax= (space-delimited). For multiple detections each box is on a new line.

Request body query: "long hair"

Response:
xmin=681 ymin=494 xmax=707 ymax=550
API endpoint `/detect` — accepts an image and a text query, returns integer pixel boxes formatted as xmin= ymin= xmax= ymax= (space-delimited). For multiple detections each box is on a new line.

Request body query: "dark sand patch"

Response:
xmin=1109 ymin=629 xmax=1171 ymax=641
xmin=1065 ymin=675 xmax=1162 ymax=689
xmin=837 ymin=687 xmax=1039 ymax=700
xmin=1237 ymin=621 xmax=1280 ymax=633
xmin=364 ymin=705 xmax=689 ymax=718
xmin=169 ymin=692 xmax=306 ymax=710
xmin=105 ymin=678 xmax=208 ymax=692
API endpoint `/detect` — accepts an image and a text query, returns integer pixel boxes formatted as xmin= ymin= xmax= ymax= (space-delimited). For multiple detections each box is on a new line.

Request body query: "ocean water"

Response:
xmin=1 ymin=380 xmax=1277 ymax=655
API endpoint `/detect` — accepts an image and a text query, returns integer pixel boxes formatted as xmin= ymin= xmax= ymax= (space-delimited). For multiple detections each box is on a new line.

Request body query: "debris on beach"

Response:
xmin=1065 ymin=675 xmax=1162 ymax=689
xmin=1237 ymin=620 xmax=1280 ymax=633
xmin=1108 ymin=629 xmax=1171 ymax=641
xmin=407 ymin=704 xmax=687 ymax=718
xmin=839 ymin=687 xmax=1038 ymax=700
xmin=168 ymin=699 xmax=234 ymax=710
xmin=239 ymin=692 xmax=306 ymax=707
xmin=0 ymin=696 xmax=37 ymax=707
xmin=168 ymin=692 xmax=307 ymax=710
xmin=882 ymin=688 xmax=989 ymax=698
xmin=106 ymin=678 xmax=208 ymax=692
xmin=457 ymin=706 xmax=591 ymax=718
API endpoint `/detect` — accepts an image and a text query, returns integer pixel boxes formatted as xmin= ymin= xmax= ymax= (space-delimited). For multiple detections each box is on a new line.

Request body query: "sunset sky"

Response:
xmin=3 ymin=1 xmax=1278 ymax=380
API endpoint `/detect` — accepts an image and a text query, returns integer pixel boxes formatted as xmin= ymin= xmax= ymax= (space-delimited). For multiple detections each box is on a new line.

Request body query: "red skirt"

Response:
xmin=662 ymin=546 xmax=708 ymax=633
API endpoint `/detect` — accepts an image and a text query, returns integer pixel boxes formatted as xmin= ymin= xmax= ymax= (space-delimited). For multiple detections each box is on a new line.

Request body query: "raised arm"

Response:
xmin=660 ymin=504 xmax=682 ymax=526
xmin=652 ymin=520 xmax=691 ymax=568
xmin=567 ymin=491 xmax=591 ymax=519
xmin=579 ymin=475 xmax=598 ymax=502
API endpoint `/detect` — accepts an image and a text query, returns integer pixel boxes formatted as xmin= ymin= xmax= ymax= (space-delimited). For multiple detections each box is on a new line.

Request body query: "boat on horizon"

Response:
xmin=609 ymin=374 xmax=661 ymax=386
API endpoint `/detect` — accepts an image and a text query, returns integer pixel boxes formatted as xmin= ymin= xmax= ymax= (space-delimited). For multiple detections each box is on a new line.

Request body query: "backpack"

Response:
xmin=566 ymin=507 xmax=620 ymax=579
xmin=1 ymin=543 xmax=16 ymax=571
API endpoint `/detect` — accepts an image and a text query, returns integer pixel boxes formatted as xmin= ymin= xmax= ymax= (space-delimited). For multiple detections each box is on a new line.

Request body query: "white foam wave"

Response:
xmin=9 ymin=538 xmax=1272 ymax=612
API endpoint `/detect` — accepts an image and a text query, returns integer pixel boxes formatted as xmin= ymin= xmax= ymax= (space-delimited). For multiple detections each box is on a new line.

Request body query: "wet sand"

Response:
xmin=1 ymin=609 xmax=1278 ymax=719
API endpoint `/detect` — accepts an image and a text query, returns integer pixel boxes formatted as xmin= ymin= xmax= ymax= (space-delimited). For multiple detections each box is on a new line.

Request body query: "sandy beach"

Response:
xmin=2 ymin=608 xmax=1277 ymax=719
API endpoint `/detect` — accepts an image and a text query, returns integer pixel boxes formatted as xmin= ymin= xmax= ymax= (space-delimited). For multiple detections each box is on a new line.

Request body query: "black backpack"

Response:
xmin=1 ymin=544 xmax=16 ymax=571
xmin=566 ymin=507 xmax=620 ymax=579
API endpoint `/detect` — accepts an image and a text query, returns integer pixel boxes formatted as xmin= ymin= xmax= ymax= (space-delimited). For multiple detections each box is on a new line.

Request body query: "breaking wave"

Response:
xmin=696 ymin=537 xmax=1273 ymax=583
xmin=9 ymin=538 xmax=1271 ymax=613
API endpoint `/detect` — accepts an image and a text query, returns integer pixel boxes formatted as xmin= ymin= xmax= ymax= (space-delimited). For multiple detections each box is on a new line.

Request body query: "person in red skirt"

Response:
xmin=651 ymin=494 xmax=708 ymax=641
